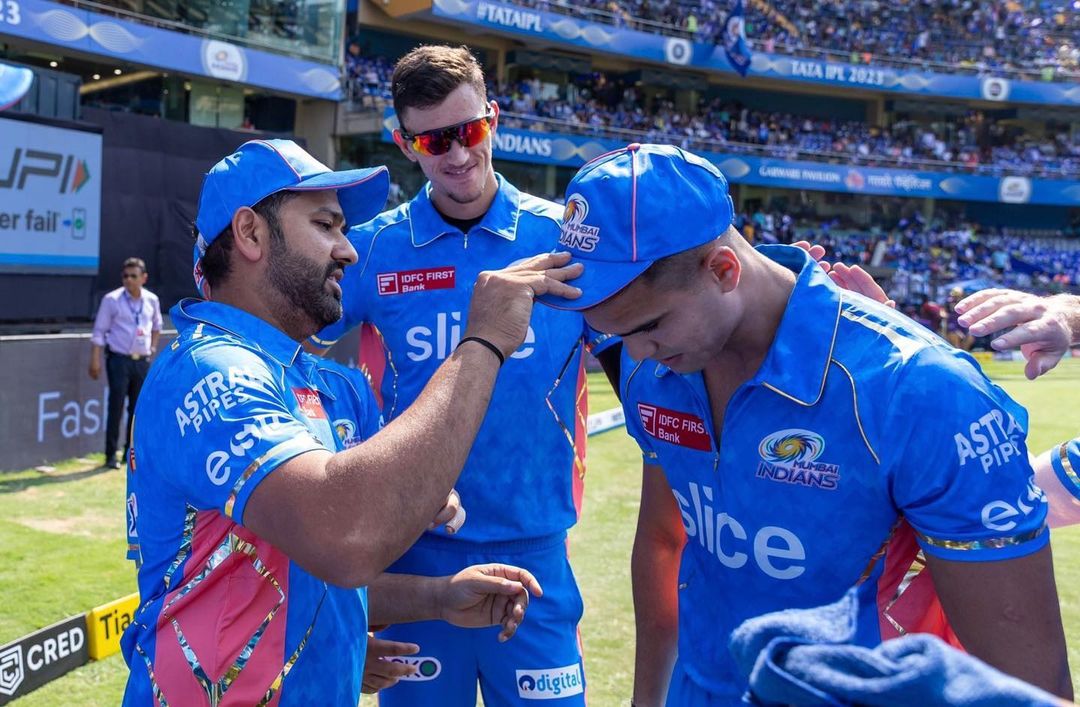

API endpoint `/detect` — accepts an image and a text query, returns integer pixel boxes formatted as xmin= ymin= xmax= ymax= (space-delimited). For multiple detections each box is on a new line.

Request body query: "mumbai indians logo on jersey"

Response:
xmin=558 ymin=194 xmax=600 ymax=252
xmin=333 ymin=419 xmax=361 ymax=449
xmin=756 ymin=429 xmax=840 ymax=490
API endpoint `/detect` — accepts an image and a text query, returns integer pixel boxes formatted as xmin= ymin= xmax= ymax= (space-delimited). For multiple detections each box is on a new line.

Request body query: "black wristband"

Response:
xmin=457 ymin=336 xmax=505 ymax=366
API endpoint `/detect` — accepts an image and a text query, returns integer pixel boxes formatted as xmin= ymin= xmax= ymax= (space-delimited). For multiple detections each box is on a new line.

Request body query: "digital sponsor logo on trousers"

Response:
xmin=516 ymin=664 xmax=584 ymax=699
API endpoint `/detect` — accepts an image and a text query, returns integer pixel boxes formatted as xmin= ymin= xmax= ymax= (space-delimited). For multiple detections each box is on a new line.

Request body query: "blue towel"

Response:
xmin=729 ymin=587 xmax=1061 ymax=706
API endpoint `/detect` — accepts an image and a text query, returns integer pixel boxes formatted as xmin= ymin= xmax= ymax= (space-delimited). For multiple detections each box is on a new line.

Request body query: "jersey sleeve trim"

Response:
xmin=1051 ymin=441 xmax=1080 ymax=497
xmin=225 ymin=436 xmax=325 ymax=522
xmin=914 ymin=523 xmax=1048 ymax=562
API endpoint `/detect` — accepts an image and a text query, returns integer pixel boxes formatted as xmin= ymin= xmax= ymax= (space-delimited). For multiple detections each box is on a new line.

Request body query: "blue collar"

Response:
xmin=408 ymin=173 xmax=521 ymax=247
xmin=650 ymin=244 xmax=841 ymax=406
xmin=751 ymin=244 xmax=842 ymax=406
xmin=170 ymin=299 xmax=304 ymax=369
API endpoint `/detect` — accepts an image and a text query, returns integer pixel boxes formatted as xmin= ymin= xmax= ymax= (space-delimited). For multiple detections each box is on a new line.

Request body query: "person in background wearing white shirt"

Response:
xmin=89 ymin=257 xmax=163 ymax=469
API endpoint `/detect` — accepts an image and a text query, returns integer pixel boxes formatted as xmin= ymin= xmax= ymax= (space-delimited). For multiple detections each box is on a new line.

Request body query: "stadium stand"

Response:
xmin=344 ymin=51 xmax=1080 ymax=179
xmin=513 ymin=0 xmax=1080 ymax=79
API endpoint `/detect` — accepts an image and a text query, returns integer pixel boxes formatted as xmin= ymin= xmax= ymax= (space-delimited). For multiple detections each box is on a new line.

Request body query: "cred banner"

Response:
xmin=0 ymin=614 xmax=88 ymax=705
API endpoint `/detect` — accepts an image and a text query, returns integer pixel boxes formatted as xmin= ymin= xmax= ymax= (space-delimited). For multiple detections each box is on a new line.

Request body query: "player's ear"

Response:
xmin=392 ymin=129 xmax=418 ymax=163
xmin=704 ymin=244 xmax=740 ymax=293
xmin=231 ymin=207 xmax=268 ymax=264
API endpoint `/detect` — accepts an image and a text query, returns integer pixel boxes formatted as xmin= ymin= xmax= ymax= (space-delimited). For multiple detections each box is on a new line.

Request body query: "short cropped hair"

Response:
xmin=122 ymin=257 xmax=147 ymax=274
xmin=392 ymin=45 xmax=487 ymax=131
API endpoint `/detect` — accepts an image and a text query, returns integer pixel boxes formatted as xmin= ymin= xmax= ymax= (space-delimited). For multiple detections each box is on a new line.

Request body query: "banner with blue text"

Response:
xmin=381 ymin=109 xmax=1080 ymax=206
xmin=428 ymin=0 xmax=1080 ymax=107
xmin=0 ymin=117 xmax=102 ymax=274
xmin=0 ymin=0 xmax=341 ymax=99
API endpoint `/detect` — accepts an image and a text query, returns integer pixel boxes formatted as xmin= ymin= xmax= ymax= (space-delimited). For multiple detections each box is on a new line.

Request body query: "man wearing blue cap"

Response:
xmin=539 ymin=143 xmax=1071 ymax=705
xmin=309 ymin=45 xmax=620 ymax=705
xmin=120 ymin=139 xmax=584 ymax=705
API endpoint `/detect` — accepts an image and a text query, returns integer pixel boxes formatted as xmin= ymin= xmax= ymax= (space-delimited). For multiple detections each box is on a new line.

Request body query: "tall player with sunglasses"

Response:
xmin=308 ymin=45 xmax=621 ymax=705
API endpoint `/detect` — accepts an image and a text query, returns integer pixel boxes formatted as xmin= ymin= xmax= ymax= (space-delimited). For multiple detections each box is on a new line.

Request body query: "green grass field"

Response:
xmin=5 ymin=359 xmax=1080 ymax=704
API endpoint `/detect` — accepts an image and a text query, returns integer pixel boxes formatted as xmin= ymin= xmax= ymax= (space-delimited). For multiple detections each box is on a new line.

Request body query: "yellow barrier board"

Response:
xmin=85 ymin=593 xmax=139 ymax=660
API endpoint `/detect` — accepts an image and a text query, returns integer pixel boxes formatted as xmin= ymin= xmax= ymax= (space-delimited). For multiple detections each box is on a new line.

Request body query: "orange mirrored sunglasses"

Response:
xmin=400 ymin=111 xmax=494 ymax=156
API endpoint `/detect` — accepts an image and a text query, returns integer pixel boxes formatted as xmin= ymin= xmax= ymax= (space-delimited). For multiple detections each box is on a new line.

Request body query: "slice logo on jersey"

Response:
xmin=558 ymin=193 xmax=600 ymax=252
xmin=292 ymin=388 xmax=327 ymax=420
xmin=0 ymin=645 xmax=23 ymax=696
xmin=953 ymin=408 xmax=1024 ymax=474
xmin=407 ymin=311 xmax=536 ymax=362
xmin=515 ymin=664 xmax=584 ymax=700
xmin=387 ymin=656 xmax=441 ymax=681
xmin=756 ymin=428 xmax=840 ymax=490
xmin=376 ymin=266 xmax=456 ymax=296
xmin=332 ymin=418 xmax=362 ymax=449
xmin=637 ymin=403 xmax=711 ymax=451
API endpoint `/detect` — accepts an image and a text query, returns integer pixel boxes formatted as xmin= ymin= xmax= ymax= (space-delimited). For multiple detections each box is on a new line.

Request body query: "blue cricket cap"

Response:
xmin=538 ymin=143 xmax=734 ymax=310
xmin=0 ymin=61 xmax=34 ymax=111
xmin=193 ymin=139 xmax=389 ymax=294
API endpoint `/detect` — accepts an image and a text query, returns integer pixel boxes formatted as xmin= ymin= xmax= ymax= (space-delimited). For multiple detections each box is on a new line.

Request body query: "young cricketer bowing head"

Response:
xmin=539 ymin=143 xmax=1072 ymax=706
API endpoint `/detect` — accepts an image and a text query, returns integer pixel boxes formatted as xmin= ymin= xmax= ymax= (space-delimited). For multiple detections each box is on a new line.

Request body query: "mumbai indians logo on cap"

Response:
xmin=759 ymin=429 xmax=824 ymax=462
xmin=559 ymin=193 xmax=600 ymax=252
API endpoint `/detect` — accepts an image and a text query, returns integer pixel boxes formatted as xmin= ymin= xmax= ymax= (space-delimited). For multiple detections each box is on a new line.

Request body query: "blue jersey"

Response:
xmin=122 ymin=300 xmax=382 ymax=706
xmin=621 ymin=245 xmax=1047 ymax=701
xmin=313 ymin=175 xmax=616 ymax=543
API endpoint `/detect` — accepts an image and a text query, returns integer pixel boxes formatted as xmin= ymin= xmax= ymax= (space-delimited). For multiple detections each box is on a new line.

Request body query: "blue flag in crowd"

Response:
xmin=724 ymin=0 xmax=753 ymax=77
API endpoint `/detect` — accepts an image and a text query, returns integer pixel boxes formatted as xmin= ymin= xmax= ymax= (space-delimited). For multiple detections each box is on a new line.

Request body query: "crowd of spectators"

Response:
xmin=490 ymin=74 xmax=1080 ymax=179
xmin=516 ymin=0 xmax=1080 ymax=80
xmin=345 ymin=45 xmax=394 ymax=107
xmin=345 ymin=49 xmax=1080 ymax=178
xmin=756 ymin=212 xmax=1080 ymax=319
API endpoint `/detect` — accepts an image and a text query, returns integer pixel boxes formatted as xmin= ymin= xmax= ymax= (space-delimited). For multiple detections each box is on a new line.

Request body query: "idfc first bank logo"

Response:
xmin=516 ymin=664 xmax=584 ymax=700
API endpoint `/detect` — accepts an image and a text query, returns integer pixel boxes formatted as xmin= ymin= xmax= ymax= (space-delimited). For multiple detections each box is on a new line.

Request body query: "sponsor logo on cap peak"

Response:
xmin=0 ymin=645 xmax=23 ymax=697
xmin=377 ymin=266 xmax=456 ymax=296
xmin=516 ymin=664 xmax=584 ymax=699
xmin=388 ymin=656 xmax=442 ymax=681
xmin=558 ymin=193 xmax=600 ymax=252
